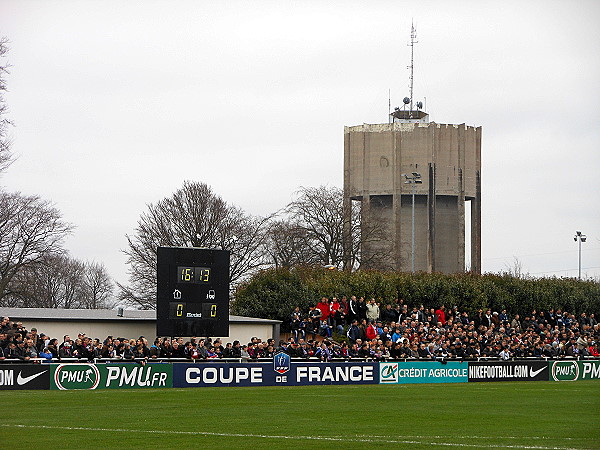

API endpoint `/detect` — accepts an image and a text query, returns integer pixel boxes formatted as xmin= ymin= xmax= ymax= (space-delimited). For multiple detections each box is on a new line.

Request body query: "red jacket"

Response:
xmin=330 ymin=301 xmax=340 ymax=315
xmin=366 ymin=325 xmax=377 ymax=340
xmin=435 ymin=309 xmax=446 ymax=326
xmin=316 ymin=301 xmax=330 ymax=320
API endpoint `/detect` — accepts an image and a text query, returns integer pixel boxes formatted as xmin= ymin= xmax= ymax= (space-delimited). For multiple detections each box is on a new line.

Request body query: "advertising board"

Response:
xmin=0 ymin=364 xmax=50 ymax=390
xmin=551 ymin=360 xmax=600 ymax=381
xmin=468 ymin=361 xmax=548 ymax=382
xmin=173 ymin=360 xmax=379 ymax=387
xmin=379 ymin=361 xmax=468 ymax=384
xmin=51 ymin=363 xmax=172 ymax=390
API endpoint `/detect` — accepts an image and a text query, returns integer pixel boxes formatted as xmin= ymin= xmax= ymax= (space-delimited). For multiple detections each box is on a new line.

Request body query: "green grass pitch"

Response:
xmin=1 ymin=381 xmax=599 ymax=449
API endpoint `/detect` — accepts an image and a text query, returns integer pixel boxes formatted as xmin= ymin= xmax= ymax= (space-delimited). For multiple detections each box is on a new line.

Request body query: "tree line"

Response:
xmin=231 ymin=266 xmax=600 ymax=329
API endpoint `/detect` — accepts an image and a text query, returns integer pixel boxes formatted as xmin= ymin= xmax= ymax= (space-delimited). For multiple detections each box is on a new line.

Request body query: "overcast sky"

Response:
xmin=1 ymin=0 xmax=599 ymax=288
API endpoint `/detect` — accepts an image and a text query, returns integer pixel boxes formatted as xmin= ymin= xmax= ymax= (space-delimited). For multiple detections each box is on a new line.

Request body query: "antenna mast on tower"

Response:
xmin=408 ymin=21 xmax=418 ymax=114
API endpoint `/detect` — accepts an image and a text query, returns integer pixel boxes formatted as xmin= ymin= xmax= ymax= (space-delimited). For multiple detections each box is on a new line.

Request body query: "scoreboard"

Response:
xmin=156 ymin=247 xmax=230 ymax=337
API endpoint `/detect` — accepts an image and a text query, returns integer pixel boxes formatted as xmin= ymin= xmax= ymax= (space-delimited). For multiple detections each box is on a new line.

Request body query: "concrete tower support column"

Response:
xmin=427 ymin=162 xmax=436 ymax=272
xmin=342 ymin=130 xmax=352 ymax=270
xmin=393 ymin=127 xmax=402 ymax=271
xmin=470 ymin=126 xmax=482 ymax=274
xmin=457 ymin=125 xmax=466 ymax=272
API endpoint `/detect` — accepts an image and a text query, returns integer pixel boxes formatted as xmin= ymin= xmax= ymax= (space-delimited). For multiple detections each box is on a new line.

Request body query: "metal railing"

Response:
xmin=0 ymin=355 xmax=598 ymax=364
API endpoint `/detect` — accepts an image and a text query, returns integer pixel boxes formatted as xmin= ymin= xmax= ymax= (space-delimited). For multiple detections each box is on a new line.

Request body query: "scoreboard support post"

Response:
xmin=156 ymin=247 xmax=230 ymax=337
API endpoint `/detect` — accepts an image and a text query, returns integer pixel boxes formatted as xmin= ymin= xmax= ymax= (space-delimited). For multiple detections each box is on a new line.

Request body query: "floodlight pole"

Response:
xmin=574 ymin=230 xmax=586 ymax=280
xmin=411 ymin=183 xmax=416 ymax=273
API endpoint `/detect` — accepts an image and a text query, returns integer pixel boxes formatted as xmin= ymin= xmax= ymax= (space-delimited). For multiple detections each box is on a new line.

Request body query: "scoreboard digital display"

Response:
xmin=156 ymin=247 xmax=229 ymax=337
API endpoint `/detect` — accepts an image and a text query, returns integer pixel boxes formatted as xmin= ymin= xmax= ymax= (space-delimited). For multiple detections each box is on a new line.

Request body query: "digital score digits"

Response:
xmin=169 ymin=302 xmax=218 ymax=320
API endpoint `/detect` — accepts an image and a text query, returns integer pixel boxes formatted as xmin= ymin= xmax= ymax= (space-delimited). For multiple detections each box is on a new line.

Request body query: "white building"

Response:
xmin=1 ymin=308 xmax=281 ymax=345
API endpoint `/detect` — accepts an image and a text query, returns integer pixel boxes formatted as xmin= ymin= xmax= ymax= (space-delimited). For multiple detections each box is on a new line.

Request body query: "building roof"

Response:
xmin=0 ymin=308 xmax=281 ymax=324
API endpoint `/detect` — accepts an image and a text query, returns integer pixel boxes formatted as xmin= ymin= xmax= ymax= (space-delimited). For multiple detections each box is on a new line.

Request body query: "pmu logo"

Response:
xmin=551 ymin=361 xmax=579 ymax=381
xmin=105 ymin=365 xmax=169 ymax=388
xmin=54 ymin=364 xmax=100 ymax=390
xmin=274 ymin=351 xmax=291 ymax=374
xmin=380 ymin=363 xmax=399 ymax=384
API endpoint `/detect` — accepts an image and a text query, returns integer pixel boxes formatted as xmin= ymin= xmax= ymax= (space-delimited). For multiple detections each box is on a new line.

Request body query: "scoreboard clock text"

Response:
xmin=177 ymin=266 xmax=211 ymax=284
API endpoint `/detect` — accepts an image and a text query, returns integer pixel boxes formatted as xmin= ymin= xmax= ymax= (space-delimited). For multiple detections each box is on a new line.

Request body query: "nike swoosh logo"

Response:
xmin=17 ymin=370 xmax=47 ymax=385
xmin=530 ymin=367 xmax=547 ymax=377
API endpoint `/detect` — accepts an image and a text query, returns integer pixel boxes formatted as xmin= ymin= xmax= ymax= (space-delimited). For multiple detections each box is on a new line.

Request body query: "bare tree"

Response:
xmin=0 ymin=38 xmax=13 ymax=175
xmin=5 ymin=255 xmax=66 ymax=308
xmin=7 ymin=255 xmax=115 ymax=309
xmin=120 ymin=180 xmax=270 ymax=309
xmin=81 ymin=260 xmax=115 ymax=309
xmin=61 ymin=257 xmax=85 ymax=308
xmin=503 ymin=256 xmax=528 ymax=279
xmin=284 ymin=186 xmax=390 ymax=270
xmin=7 ymin=255 xmax=82 ymax=308
xmin=264 ymin=218 xmax=317 ymax=268
xmin=286 ymin=186 xmax=345 ymax=268
xmin=0 ymin=191 xmax=73 ymax=303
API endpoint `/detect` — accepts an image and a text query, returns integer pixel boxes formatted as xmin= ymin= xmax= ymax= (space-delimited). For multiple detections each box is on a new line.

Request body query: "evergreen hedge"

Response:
xmin=231 ymin=266 xmax=600 ymax=330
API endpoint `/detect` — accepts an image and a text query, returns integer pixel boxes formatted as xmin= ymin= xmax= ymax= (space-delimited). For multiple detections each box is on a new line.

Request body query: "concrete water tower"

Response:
xmin=342 ymin=26 xmax=481 ymax=274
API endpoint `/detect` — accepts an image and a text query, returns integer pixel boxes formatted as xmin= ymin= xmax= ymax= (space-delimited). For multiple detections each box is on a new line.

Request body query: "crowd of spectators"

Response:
xmin=288 ymin=296 xmax=600 ymax=361
xmin=0 ymin=316 xmax=252 ymax=362
xmin=1 ymin=297 xmax=599 ymax=363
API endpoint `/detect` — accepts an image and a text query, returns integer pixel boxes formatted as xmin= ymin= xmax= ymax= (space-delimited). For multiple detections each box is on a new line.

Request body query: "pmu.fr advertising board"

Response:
xmin=551 ymin=360 xmax=600 ymax=381
xmin=0 ymin=364 xmax=50 ymax=390
xmin=468 ymin=361 xmax=549 ymax=382
xmin=173 ymin=358 xmax=379 ymax=387
xmin=379 ymin=361 xmax=468 ymax=384
xmin=50 ymin=363 xmax=173 ymax=390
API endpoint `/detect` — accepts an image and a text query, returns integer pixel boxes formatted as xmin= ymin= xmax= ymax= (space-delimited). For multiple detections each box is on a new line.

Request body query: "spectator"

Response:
xmin=357 ymin=297 xmax=368 ymax=320
xmin=499 ymin=346 xmax=511 ymax=360
xmin=381 ymin=304 xmax=396 ymax=324
xmin=348 ymin=296 xmax=359 ymax=322
xmin=231 ymin=340 xmax=242 ymax=358
xmin=482 ymin=309 xmax=493 ymax=328
xmin=149 ymin=339 xmax=162 ymax=358
xmin=222 ymin=342 xmax=234 ymax=358
xmin=24 ymin=339 xmax=38 ymax=360
xmin=133 ymin=341 xmax=150 ymax=359
xmin=316 ymin=297 xmax=330 ymax=322
xmin=511 ymin=314 xmax=522 ymax=334
xmin=318 ymin=319 xmax=331 ymax=338
xmin=59 ymin=341 xmax=74 ymax=359
xmin=290 ymin=306 xmax=303 ymax=342
xmin=43 ymin=339 xmax=59 ymax=360
xmin=160 ymin=339 xmax=173 ymax=358
xmin=346 ymin=319 xmax=360 ymax=344
xmin=330 ymin=298 xmax=345 ymax=334
xmin=434 ymin=305 xmax=446 ymax=326
xmin=366 ymin=298 xmax=379 ymax=322
xmin=122 ymin=342 xmax=134 ymax=360
xmin=365 ymin=321 xmax=377 ymax=340
xmin=340 ymin=296 xmax=350 ymax=324
xmin=491 ymin=312 xmax=500 ymax=328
